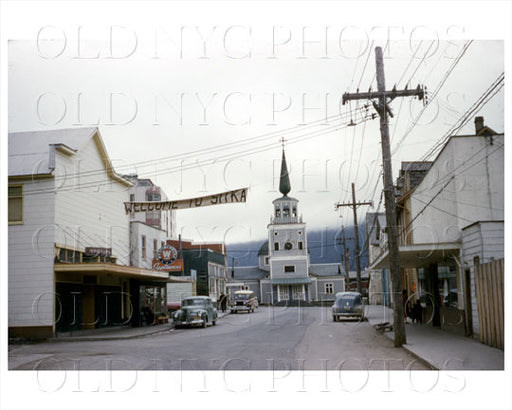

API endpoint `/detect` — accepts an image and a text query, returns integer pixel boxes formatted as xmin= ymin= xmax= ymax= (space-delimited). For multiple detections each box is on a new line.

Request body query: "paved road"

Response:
xmin=9 ymin=306 xmax=428 ymax=371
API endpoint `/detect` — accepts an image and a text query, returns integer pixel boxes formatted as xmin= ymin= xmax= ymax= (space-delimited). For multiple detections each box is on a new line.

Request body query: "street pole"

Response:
xmin=342 ymin=46 xmax=425 ymax=347
xmin=341 ymin=225 xmax=351 ymax=291
xmin=375 ymin=47 xmax=406 ymax=347
xmin=335 ymin=183 xmax=372 ymax=294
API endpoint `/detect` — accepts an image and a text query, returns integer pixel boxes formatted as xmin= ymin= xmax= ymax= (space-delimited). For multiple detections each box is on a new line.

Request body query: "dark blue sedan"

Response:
xmin=332 ymin=292 xmax=366 ymax=321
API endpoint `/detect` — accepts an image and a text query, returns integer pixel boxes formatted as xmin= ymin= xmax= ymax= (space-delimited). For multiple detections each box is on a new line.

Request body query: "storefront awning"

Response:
xmin=54 ymin=263 xmax=170 ymax=281
xmin=369 ymin=243 xmax=461 ymax=270
xmin=270 ymin=277 xmax=312 ymax=285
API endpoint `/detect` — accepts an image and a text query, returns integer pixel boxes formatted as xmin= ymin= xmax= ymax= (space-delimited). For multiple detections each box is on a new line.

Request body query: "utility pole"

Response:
xmin=342 ymin=46 xmax=425 ymax=347
xmin=341 ymin=225 xmax=351 ymax=290
xmin=335 ymin=182 xmax=372 ymax=294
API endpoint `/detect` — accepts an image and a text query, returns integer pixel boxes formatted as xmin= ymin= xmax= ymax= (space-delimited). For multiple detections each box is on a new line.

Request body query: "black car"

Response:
xmin=332 ymin=292 xmax=366 ymax=321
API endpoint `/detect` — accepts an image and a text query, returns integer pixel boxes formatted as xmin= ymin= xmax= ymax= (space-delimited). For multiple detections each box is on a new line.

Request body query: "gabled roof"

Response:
xmin=8 ymin=127 xmax=132 ymax=187
xmin=9 ymin=127 xmax=98 ymax=176
xmin=232 ymin=266 xmax=269 ymax=281
xmin=309 ymin=263 xmax=345 ymax=277
xmin=366 ymin=212 xmax=386 ymax=245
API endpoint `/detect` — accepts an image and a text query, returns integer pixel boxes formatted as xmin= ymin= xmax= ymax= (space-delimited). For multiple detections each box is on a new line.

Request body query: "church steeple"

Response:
xmin=279 ymin=138 xmax=291 ymax=196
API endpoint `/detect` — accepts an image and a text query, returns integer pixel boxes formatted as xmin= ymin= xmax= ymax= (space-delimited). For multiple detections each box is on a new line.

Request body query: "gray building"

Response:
xmin=230 ymin=146 xmax=346 ymax=305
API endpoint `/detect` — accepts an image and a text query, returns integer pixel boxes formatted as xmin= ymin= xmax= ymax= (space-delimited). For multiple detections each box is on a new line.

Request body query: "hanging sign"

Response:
xmin=152 ymin=244 xmax=183 ymax=272
xmin=124 ymin=187 xmax=248 ymax=214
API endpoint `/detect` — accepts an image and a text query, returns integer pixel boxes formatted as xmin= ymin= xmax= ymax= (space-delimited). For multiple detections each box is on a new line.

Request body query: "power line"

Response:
xmin=420 ymin=72 xmax=504 ymax=161
xmin=21 ymin=108 xmax=367 ymax=185
xmin=391 ymin=40 xmax=473 ymax=156
xmin=22 ymin=114 xmax=376 ymax=196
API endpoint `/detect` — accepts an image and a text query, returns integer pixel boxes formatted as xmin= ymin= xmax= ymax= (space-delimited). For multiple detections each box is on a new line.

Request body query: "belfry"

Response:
xmin=266 ymin=142 xmax=311 ymax=304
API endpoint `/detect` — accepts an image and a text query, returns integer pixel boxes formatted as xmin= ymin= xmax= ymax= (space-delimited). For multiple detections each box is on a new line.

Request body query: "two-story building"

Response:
xmin=369 ymin=117 xmax=504 ymax=338
xmin=8 ymin=128 xmax=172 ymax=337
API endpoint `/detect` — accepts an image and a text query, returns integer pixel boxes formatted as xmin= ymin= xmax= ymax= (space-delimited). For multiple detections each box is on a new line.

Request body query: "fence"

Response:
xmin=474 ymin=257 xmax=504 ymax=349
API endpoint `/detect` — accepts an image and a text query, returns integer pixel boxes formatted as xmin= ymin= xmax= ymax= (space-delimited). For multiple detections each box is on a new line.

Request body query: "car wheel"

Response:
xmin=212 ymin=320 xmax=216 ymax=326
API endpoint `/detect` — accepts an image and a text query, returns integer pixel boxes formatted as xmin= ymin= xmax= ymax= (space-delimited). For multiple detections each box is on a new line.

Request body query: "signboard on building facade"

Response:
xmin=84 ymin=247 xmax=112 ymax=257
xmin=152 ymin=244 xmax=184 ymax=272
xmin=124 ymin=187 xmax=248 ymax=214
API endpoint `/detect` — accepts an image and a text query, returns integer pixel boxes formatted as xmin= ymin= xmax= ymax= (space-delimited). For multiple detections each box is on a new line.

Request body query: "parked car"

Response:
xmin=230 ymin=290 xmax=256 ymax=313
xmin=173 ymin=296 xmax=218 ymax=328
xmin=332 ymin=291 xmax=365 ymax=321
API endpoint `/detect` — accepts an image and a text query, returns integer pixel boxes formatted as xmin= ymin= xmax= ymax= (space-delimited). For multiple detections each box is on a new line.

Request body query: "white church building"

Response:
xmin=231 ymin=146 xmax=347 ymax=305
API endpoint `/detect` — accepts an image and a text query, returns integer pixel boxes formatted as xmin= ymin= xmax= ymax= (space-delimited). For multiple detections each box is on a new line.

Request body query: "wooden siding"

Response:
xmin=54 ymin=137 xmax=131 ymax=266
xmin=316 ymin=278 xmax=345 ymax=302
xmin=462 ymin=221 xmax=504 ymax=337
xmin=474 ymin=258 xmax=504 ymax=349
xmin=8 ymin=178 xmax=56 ymax=328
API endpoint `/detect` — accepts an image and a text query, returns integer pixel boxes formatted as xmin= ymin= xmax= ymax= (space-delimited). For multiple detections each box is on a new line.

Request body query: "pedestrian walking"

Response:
xmin=220 ymin=292 xmax=227 ymax=312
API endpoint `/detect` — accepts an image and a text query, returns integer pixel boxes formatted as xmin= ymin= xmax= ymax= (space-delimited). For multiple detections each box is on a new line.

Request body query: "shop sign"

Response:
xmin=84 ymin=247 xmax=112 ymax=257
xmin=152 ymin=245 xmax=183 ymax=272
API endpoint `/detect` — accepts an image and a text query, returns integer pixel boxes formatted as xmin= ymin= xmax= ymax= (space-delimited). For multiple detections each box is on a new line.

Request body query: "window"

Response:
xmin=275 ymin=209 xmax=281 ymax=217
xmin=58 ymin=247 xmax=81 ymax=263
xmin=292 ymin=285 xmax=304 ymax=300
xmin=264 ymin=257 xmax=269 ymax=265
xmin=274 ymin=242 xmax=279 ymax=251
xmin=324 ymin=283 xmax=334 ymax=294
xmin=292 ymin=207 xmax=297 ymax=217
xmin=283 ymin=207 xmax=290 ymax=216
xmin=146 ymin=192 xmax=161 ymax=201
xmin=8 ymin=185 xmax=23 ymax=224
xmin=298 ymin=242 xmax=303 ymax=250
xmin=284 ymin=265 xmax=295 ymax=273
xmin=153 ymin=239 xmax=158 ymax=259
xmin=129 ymin=193 xmax=135 ymax=202
xmin=278 ymin=286 xmax=289 ymax=301
xmin=141 ymin=235 xmax=147 ymax=260
xmin=284 ymin=242 xmax=293 ymax=250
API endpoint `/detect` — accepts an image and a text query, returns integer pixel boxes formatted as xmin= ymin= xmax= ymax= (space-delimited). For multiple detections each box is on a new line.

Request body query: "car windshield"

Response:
xmin=235 ymin=294 xmax=249 ymax=300
xmin=182 ymin=299 xmax=206 ymax=307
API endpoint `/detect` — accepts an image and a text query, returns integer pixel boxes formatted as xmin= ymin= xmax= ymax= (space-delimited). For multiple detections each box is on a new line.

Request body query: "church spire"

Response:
xmin=279 ymin=138 xmax=291 ymax=196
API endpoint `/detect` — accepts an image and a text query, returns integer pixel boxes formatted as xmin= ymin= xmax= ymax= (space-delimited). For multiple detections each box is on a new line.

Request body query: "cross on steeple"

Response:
xmin=281 ymin=136 xmax=286 ymax=150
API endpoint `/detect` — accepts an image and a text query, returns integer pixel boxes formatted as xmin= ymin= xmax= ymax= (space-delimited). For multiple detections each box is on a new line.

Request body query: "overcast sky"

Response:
xmin=4 ymin=2 xmax=509 ymax=247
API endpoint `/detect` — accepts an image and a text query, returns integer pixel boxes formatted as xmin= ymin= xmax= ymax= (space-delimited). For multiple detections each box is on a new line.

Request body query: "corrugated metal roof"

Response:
xmin=9 ymin=127 xmax=98 ymax=176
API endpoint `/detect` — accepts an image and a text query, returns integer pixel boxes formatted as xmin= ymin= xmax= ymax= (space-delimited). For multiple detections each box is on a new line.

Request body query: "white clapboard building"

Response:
xmin=8 ymin=128 xmax=172 ymax=338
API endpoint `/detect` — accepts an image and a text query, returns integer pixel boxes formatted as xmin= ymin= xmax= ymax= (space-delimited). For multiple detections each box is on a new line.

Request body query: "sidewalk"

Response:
xmin=365 ymin=305 xmax=504 ymax=370
xmin=46 ymin=311 xmax=232 ymax=343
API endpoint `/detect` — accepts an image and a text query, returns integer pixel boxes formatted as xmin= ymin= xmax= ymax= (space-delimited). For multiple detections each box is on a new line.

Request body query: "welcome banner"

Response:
xmin=124 ymin=187 xmax=248 ymax=214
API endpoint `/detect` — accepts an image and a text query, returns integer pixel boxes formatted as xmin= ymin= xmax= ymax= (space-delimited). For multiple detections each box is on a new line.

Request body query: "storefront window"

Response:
xmin=139 ymin=285 xmax=167 ymax=323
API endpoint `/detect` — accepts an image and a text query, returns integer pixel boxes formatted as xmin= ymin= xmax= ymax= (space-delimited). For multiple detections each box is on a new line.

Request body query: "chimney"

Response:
xmin=474 ymin=116 xmax=484 ymax=134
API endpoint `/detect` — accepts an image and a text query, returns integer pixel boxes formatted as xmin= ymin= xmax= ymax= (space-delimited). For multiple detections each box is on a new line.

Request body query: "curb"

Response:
xmin=44 ymin=311 xmax=232 ymax=343
xmin=400 ymin=344 xmax=438 ymax=370
xmin=48 ymin=324 xmax=176 ymax=343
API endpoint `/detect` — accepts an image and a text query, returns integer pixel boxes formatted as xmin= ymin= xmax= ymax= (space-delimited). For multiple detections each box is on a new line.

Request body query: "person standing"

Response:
xmin=220 ymin=292 xmax=227 ymax=312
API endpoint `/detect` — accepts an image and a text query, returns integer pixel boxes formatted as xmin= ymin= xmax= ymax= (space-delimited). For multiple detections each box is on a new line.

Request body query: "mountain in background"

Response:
xmin=226 ymin=224 xmax=369 ymax=269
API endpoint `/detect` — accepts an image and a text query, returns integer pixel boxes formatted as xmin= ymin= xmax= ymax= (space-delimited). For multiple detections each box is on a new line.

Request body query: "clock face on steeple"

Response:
xmin=284 ymin=242 xmax=293 ymax=250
